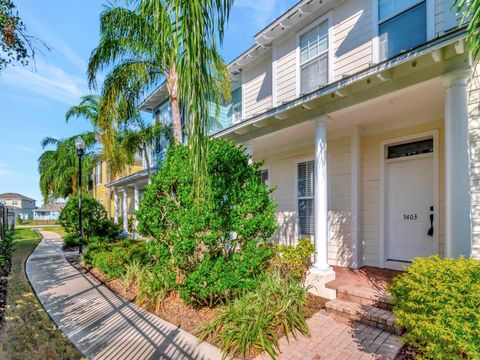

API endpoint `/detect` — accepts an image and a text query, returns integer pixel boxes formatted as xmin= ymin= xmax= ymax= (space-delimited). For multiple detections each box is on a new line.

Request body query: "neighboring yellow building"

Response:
xmin=88 ymin=157 xmax=143 ymax=219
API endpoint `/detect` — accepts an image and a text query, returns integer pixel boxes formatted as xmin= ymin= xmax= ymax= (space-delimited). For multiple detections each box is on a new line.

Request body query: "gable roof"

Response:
xmin=33 ymin=203 xmax=65 ymax=212
xmin=0 ymin=193 xmax=35 ymax=201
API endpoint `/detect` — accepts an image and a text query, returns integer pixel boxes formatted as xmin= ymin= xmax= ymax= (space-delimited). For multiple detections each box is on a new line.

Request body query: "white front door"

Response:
xmin=386 ymin=152 xmax=436 ymax=262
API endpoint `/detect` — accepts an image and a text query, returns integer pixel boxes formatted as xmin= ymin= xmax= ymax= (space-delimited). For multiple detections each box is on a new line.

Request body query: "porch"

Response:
xmin=107 ymin=169 xmax=150 ymax=233
xmin=224 ymin=62 xmax=474 ymax=298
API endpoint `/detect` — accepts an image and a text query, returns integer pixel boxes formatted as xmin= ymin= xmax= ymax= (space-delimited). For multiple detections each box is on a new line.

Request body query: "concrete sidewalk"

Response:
xmin=26 ymin=231 xmax=223 ymax=360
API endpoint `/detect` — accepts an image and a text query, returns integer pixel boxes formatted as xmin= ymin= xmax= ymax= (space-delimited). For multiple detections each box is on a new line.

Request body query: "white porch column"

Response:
xmin=122 ymin=188 xmax=128 ymax=232
xmin=113 ymin=190 xmax=119 ymax=225
xmin=351 ymin=126 xmax=361 ymax=268
xmin=312 ymin=116 xmax=332 ymax=273
xmin=444 ymin=72 xmax=472 ymax=257
xmin=244 ymin=143 xmax=253 ymax=165
xmin=134 ymin=185 xmax=140 ymax=230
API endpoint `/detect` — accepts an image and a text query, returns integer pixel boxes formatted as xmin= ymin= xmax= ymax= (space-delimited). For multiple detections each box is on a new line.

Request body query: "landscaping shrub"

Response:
xmin=389 ymin=256 xmax=480 ymax=360
xmin=137 ymin=265 xmax=177 ymax=312
xmin=180 ymin=241 xmax=272 ymax=306
xmin=199 ymin=272 xmax=310 ymax=359
xmin=59 ymin=195 xmax=121 ymax=240
xmin=83 ymin=240 xmax=149 ymax=280
xmin=270 ymin=238 xmax=315 ymax=280
xmin=0 ymin=229 xmax=14 ymax=269
xmin=137 ymin=139 xmax=277 ymax=305
xmin=62 ymin=233 xmax=79 ymax=248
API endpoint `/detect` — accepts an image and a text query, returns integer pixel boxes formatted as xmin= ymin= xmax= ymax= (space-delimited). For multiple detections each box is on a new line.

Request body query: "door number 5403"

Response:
xmin=403 ymin=214 xmax=418 ymax=221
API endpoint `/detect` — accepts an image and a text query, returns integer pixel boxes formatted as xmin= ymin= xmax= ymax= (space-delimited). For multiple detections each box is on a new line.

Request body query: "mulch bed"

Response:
xmin=63 ymin=246 xmax=328 ymax=337
xmin=0 ymin=260 xmax=11 ymax=332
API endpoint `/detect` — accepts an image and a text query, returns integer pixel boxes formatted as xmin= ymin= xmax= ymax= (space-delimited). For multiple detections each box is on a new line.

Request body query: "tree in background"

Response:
xmin=88 ymin=0 xmax=232 ymax=192
xmin=37 ymin=134 xmax=96 ymax=203
xmin=454 ymin=0 xmax=480 ymax=60
xmin=0 ymin=0 xmax=46 ymax=71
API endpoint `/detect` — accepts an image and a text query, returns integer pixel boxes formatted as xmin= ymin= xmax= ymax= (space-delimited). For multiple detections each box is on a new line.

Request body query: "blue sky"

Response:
xmin=0 ymin=0 xmax=298 ymax=205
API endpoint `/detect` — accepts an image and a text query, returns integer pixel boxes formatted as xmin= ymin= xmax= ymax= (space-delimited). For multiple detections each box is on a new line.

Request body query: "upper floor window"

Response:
xmin=11 ymin=200 xmax=17 ymax=206
xmin=154 ymin=101 xmax=173 ymax=163
xmin=232 ymin=103 xmax=242 ymax=124
xmin=95 ymin=162 xmax=102 ymax=184
xmin=299 ymin=20 xmax=329 ymax=95
xmin=378 ymin=0 xmax=427 ymax=60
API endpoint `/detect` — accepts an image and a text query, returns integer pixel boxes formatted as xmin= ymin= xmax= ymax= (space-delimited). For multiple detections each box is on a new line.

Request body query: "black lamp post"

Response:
xmin=75 ymin=136 xmax=85 ymax=254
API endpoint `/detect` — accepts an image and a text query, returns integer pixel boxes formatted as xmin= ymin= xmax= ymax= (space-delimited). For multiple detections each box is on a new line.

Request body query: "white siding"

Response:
xmin=327 ymin=137 xmax=354 ymax=266
xmin=255 ymin=137 xmax=354 ymax=266
xmin=468 ymin=65 xmax=480 ymax=260
xmin=243 ymin=54 xmax=273 ymax=118
xmin=333 ymin=0 xmax=373 ymax=81
xmin=274 ymin=35 xmax=297 ymax=105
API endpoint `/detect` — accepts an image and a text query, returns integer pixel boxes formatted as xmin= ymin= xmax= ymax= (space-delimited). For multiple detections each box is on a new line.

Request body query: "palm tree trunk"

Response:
xmin=167 ymin=65 xmax=182 ymax=143
xmin=143 ymin=145 xmax=152 ymax=180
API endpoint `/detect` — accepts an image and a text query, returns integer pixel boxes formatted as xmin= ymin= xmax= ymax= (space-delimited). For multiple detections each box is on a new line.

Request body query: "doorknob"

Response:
xmin=427 ymin=206 xmax=434 ymax=236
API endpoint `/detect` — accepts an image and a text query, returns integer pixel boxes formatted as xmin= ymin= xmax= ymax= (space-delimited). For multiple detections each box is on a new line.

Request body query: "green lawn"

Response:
xmin=0 ymin=230 xmax=84 ymax=359
xmin=37 ymin=226 xmax=68 ymax=238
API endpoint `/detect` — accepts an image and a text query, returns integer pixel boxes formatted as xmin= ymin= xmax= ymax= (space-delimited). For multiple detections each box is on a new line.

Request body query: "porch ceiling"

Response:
xmin=250 ymin=78 xmax=444 ymax=155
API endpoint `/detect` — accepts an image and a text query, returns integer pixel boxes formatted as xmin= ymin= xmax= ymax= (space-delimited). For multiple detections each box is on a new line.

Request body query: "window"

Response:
xmin=95 ymin=162 xmax=102 ymax=184
xmin=298 ymin=161 xmax=315 ymax=237
xmin=378 ymin=0 xmax=427 ymax=60
xmin=299 ymin=20 xmax=329 ymax=95
xmin=11 ymin=200 xmax=17 ymax=206
xmin=232 ymin=103 xmax=242 ymax=124
xmin=259 ymin=169 xmax=269 ymax=186
xmin=155 ymin=101 xmax=173 ymax=163
xmin=387 ymin=139 xmax=433 ymax=159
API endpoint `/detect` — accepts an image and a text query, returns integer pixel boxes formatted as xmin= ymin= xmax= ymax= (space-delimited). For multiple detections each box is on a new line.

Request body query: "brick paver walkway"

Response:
xmin=255 ymin=312 xmax=403 ymax=360
xmin=26 ymin=231 xmax=223 ymax=360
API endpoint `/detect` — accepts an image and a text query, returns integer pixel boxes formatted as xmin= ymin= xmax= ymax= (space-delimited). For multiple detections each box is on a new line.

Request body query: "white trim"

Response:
xmin=351 ymin=127 xmax=361 ymax=268
xmin=371 ymin=0 xmax=379 ymax=64
xmin=378 ymin=130 xmax=439 ymax=269
xmin=426 ymin=0 xmax=435 ymax=40
xmin=241 ymin=69 xmax=246 ymax=120
xmin=295 ymin=11 xmax=333 ymax=98
xmin=272 ymin=43 xmax=278 ymax=107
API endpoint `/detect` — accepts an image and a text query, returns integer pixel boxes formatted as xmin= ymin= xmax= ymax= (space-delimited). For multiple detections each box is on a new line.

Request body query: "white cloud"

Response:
xmin=235 ymin=0 xmax=290 ymax=27
xmin=2 ymin=62 xmax=88 ymax=105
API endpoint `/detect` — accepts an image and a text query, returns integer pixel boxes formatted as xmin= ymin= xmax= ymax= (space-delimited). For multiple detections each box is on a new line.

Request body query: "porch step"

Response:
xmin=325 ymin=282 xmax=393 ymax=310
xmin=325 ymin=299 xmax=403 ymax=335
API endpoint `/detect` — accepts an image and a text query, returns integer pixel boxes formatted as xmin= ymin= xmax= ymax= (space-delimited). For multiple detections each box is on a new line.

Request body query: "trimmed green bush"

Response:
xmin=59 ymin=195 xmax=121 ymax=240
xmin=62 ymin=233 xmax=79 ymax=248
xmin=137 ymin=139 xmax=277 ymax=305
xmin=0 ymin=229 xmax=14 ymax=269
xmin=270 ymin=238 xmax=315 ymax=280
xmin=198 ymin=272 xmax=310 ymax=359
xmin=389 ymin=256 xmax=480 ymax=359
xmin=180 ymin=241 xmax=272 ymax=306
xmin=83 ymin=240 xmax=149 ymax=280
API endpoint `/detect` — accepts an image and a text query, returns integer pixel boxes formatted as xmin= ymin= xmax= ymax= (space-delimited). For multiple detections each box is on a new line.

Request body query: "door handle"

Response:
xmin=427 ymin=206 xmax=434 ymax=236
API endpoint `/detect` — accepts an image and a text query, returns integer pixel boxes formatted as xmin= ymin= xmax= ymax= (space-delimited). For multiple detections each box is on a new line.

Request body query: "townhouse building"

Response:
xmin=130 ymin=0 xmax=479 ymax=297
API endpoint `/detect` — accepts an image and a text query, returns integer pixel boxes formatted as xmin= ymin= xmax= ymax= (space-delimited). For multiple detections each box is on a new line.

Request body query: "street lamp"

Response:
xmin=75 ymin=136 xmax=85 ymax=254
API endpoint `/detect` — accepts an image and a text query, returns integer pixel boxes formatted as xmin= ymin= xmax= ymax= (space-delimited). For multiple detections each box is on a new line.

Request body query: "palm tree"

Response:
xmin=121 ymin=116 xmax=174 ymax=179
xmin=454 ymin=0 xmax=480 ymax=60
xmin=88 ymin=0 xmax=233 ymax=191
xmin=38 ymin=134 xmax=96 ymax=203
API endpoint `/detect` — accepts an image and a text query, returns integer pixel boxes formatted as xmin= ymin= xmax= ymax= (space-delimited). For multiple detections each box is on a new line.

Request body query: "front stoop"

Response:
xmin=325 ymin=299 xmax=403 ymax=335
xmin=325 ymin=278 xmax=405 ymax=336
